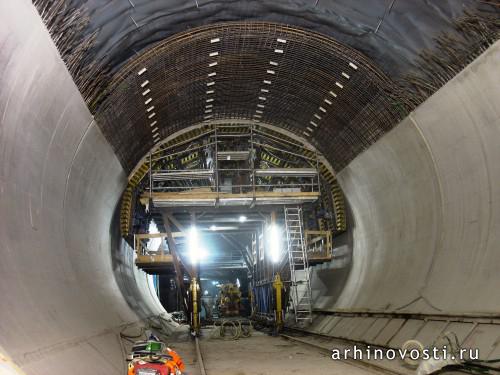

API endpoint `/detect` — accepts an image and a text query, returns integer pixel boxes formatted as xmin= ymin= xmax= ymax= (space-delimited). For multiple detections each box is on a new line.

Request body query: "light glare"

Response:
xmin=147 ymin=220 xmax=161 ymax=251
xmin=269 ymin=224 xmax=281 ymax=263
xmin=188 ymin=226 xmax=207 ymax=263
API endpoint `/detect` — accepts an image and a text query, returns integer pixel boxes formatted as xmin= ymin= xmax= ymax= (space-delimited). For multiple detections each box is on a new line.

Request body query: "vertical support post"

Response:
xmin=214 ymin=125 xmax=219 ymax=201
xmin=190 ymin=278 xmax=200 ymax=336
xmin=270 ymin=211 xmax=276 ymax=280
xmin=156 ymin=275 xmax=160 ymax=297
xmin=316 ymin=152 xmax=321 ymax=195
xmin=250 ymin=124 xmax=255 ymax=197
xmin=160 ymin=234 xmax=164 ymax=256
xmin=271 ymin=211 xmax=276 ymax=269
xmin=162 ymin=212 xmax=190 ymax=313
xmin=327 ymin=230 xmax=332 ymax=259
xmin=190 ymin=211 xmax=199 ymax=277
xmin=189 ymin=211 xmax=201 ymax=336
xmin=249 ymin=285 xmax=255 ymax=318
xmin=149 ymin=152 xmax=153 ymax=200
xmin=273 ymin=274 xmax=284 ymax=332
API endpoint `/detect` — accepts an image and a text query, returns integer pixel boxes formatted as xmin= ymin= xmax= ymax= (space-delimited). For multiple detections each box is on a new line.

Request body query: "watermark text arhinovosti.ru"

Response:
xmin=331 ymin=345 xmax=479 ymax=361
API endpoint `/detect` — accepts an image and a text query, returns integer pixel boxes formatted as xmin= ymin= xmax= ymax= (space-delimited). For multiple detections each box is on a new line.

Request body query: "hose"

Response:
xmin=239 ymin=320 xmax=253 ymax=338
xmin=209 ymin=319 xmax=253 ymax=340
xmin=220 ymin=320 xmax=239 ymax=340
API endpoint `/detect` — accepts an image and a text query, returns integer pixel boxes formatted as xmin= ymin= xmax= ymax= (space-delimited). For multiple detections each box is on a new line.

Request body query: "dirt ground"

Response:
xmin=167 ymin=327 xmax=375 ymax=375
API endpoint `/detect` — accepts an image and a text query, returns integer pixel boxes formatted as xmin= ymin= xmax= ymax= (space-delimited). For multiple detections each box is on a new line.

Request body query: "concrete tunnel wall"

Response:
xmin=1 ymin=0 xmax=500 ymax=374
xmin=0 ymin=1 xmax=164 ymax=374
xmin=311 ymin=40 xmax=500 ymax=316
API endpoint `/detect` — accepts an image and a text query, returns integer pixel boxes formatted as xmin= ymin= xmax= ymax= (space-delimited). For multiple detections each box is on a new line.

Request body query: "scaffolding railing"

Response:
xmin=146 ymin=123 xmax=321 ymax=196
xmin=304 ymin=230 xmax=333 ymax=263
xmin=133 ymin=232 xmax=184 ymax=257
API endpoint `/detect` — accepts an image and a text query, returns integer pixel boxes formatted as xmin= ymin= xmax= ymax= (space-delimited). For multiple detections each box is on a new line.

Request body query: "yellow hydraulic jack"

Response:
xmin=273 ymin=274 xmax=284 ymax=332
xmin=190 ymin=278 xmax=201 ymax=336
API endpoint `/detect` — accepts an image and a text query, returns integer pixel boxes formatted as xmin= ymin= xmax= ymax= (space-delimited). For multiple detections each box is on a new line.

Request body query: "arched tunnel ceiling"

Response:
xmin=97 ymin=22 xmax=399 ymax=172
xmin=33 ymin=0 xmax=499 ymax=172
xmin=48 ymin=0 xmax=494 ymax=76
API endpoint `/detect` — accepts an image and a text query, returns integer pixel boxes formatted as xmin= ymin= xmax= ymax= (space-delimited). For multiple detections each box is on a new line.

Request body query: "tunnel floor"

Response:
xmin=163 ymin=327 xmax=375 ymax=375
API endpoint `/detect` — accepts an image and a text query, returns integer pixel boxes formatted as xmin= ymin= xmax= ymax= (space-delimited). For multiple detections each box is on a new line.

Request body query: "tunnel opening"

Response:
xmin=113 ymin=120 xmax=356 ymax=375
xmin=122 ymin=121 xmax=348 ymax=322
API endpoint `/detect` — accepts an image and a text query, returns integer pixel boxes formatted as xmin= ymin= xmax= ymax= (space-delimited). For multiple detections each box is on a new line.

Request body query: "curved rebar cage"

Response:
xmin=95 ymin=22 xmax=400 ymax=173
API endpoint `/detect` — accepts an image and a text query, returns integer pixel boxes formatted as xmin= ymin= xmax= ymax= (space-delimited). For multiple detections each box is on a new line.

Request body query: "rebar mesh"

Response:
xmin=95 ymin=22 xmax=401 ymax=172
xmin=31 ymin=1 xmax=499 ymax=173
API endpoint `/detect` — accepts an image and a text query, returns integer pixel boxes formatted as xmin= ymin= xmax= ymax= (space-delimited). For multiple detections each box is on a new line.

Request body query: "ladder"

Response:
xmin=284 ymin=206 xmax=313 ymax=323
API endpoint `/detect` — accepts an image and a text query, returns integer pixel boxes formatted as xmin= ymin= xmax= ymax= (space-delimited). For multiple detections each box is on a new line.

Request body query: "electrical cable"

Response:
xmin=220 ymin=319 xmax=239 ymax=340
xmin=208 ymin=319 xmax=253 ymax=340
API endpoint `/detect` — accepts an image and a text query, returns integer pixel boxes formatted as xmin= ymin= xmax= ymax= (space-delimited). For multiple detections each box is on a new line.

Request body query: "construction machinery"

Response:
xmin=216 ymin=283 xmax=242 ymax=317
xmin=127 ymin=339 xmax=185 ymax=375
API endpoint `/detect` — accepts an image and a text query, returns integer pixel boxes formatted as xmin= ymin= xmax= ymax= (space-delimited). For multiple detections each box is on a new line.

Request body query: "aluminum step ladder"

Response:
xmin=284 ymin=206 xmax=313 ymax=323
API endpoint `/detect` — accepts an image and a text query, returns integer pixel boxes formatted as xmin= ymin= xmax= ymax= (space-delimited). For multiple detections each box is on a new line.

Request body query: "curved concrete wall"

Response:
xmin=320 ymin=40 xmax=500 ymax=316
xmin=0 ymin=1 xmax=164 ymax=374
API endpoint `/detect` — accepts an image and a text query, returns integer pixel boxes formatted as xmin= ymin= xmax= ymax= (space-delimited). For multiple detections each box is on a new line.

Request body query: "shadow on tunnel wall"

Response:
xmin=310 ymin=202 xmax=354 ymax=309
xmin=110 ymin=202 xmax=165 ymax=319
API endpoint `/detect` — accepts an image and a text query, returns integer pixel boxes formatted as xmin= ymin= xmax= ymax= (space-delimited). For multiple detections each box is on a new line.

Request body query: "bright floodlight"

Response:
xmin=239 ymin=215 xmax=247 ymax=223
xmin=268 ymin=224 xmax=281 ymax=263
xmin=147 ymin=220 xmax=161 ymax=251
xmin=188 ymin=226 xmax=206 ymax=263
xmin=210 ymin=225 xmax=217 ymax=231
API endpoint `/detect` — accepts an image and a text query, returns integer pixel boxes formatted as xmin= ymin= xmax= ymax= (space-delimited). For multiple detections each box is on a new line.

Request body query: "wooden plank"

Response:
xmin=162 ymin=212 xmax=193 ymax=314
xmin=135 ymin=232 xmax=184 ymax=239
xmin=144 ymin=191 xmax=319 ymax=200
xmin=135 ymin=254 xmax=174 ymax=264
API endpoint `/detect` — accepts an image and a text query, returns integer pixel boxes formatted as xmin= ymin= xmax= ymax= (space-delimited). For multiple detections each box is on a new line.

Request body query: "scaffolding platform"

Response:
xmin=135 ymin=254 xmax=175 ymax=275
xmin=134 ymin=233 xmax=181 ymax=275
xmin=145 ymin=191 xmax=320 ymax=208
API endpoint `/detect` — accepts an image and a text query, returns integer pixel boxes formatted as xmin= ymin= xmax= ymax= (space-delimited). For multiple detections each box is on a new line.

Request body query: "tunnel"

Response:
xmin=1 ymin=1 xmax=499 ymax=374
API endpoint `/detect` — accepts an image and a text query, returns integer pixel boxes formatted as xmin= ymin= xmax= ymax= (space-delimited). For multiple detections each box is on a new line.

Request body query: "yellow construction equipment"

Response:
xmin=273 ymin=274 xmax=284 ymax=332
xmin=190 ymin=278 xmax=201 ymax=335
xmin=217 ymin=283 xmax=242 ymax=316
